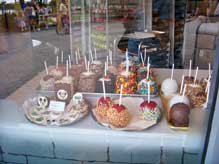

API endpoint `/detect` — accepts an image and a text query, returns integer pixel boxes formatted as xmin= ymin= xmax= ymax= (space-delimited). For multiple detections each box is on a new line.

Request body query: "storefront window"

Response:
xmin=0 ymin=0 xmax=219 ymax=164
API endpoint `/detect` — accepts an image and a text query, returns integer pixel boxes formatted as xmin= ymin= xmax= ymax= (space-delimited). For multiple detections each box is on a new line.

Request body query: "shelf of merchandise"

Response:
xmin=89 ymin=0 xmax=139 ymax=56
xmin=174 ymin=0 xmax=187 ymax=68
xmin=152 ymin=0 xmax=187 ymax=68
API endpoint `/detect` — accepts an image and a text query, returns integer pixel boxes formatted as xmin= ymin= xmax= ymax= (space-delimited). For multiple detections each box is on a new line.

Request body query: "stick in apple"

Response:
xmin=90 ymin=50 xmax=93 ymax=63
xmin=171 ymin=64 xmax=174 ymax=80
xmin=102 ymin=79 xmax=106 ymax=99
xmin=146 ymin=57 xmax=150 ymax=80
xmin=109 ymin=49 xmax=113 ymax=65
xmin=181 ymin=84 xmax=187 ymax=102
xmin=106 ymin=55 xmax=109 ymax=70
xmin=56 ymin=56 xmax=59 ymax=69
xmin=68 ymin=55 xmax=72 ymax=69
xmin=77 ymin=48 xmax=81 ymax=59
xmin=144 ymin=48 xmax=147 ymax=62
xmin=104 ymin=62 xmax=107 ymax=76
xmin=189 ymin=60 xmax=192 ymax=77
xmin=87 ymin=61 xmax=90 ymax=73
xmin=44 ymin=61 xmax=48 ymax=75
xmin=75 ymin=50 xmax=78 ymax=65
xmin=61 ymin=51 xmax=64 ymax=63
xmin=119 ymin=84 xmax=123 ymax=106
xmin=180 ymin=75 xmax=185 ymax=94
xmin=194 ymin=67 xmax=199 ymax=85
xmin=148 ymin=81 xmax=150 ymax=103
xmin=205 ymin=77 xmax=211 ymax=93
xmin=126 ymin=49 xmax=129 ymax=61
xmin=94 ymin=48 xmax=97 ymax=60
xmin=66 ymin=60 xmax=69 ymax=77
xmin=84 ymin=56 xmax=87 ymax=70
xmin=125 ymin=59 xmax=129 ymax=75
xmin=206 ymin=81 xmax=211 ymax=104
xmin=140 ymin=53 xmax=144 ymax=66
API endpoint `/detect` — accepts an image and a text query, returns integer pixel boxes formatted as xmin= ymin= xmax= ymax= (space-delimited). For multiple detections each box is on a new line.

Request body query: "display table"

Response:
xmin=0 ymin=69 xmax=209 ymax=164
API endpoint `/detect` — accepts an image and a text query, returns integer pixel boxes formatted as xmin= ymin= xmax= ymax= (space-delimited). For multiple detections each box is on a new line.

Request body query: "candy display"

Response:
xmin=161 ymin=78 xmax=178 ymax=96
xmin=40 ymin=75 xmax=55 ymax=91
xmin=69 ymin=64 xmax=85 ymax=89
xmin=37 ymin=96 xmax=50 ymax=108
xmin=118 ymin=60 xmax=136 ymax=73
xmin=107 ymin=104 xmax=131 ymax=128
xmin=58 ymin=64 xmax=66 ymax=75
xmin=65 ymin=94 xmax=89 ymax=115
xmin=108 ymin=64 xmax=118 ymax=75
xmin=139 ymin=100 xmax=161 ymax=121
xmin=96 ymin=74 xmax=115 ymax=93
xmin=136 ymin=65 xmax=147 ymax=82
xmin=186 ymin=84 xmax=206 ymax=108
xmin=169 ymin=103 xmax=190 ymax=127
xmin=78 ymin=72 xmax=97 ymax=92
xmin=184 ymin=76 xmax=194 ymax=85
xmin=96 ymin=97 xmax=113 ymax=121
xmin=137 ymin=78 xmax=158 ymax=95
xmin=200 ymin=77 xmax=210 ymax=90
xmin=90 ymin=60 xmax=104 ymax=77
xmin=49 ymin=68 xmax=63 ymax=80
xmin=54 ymin=76 xmax=75 ymax=104
xmin=136 ymin=64 xmax=155 ymax=82
xmin=23 ymin=95 xmax=89 ymax=126
xmin=116 ymin=71 xmax=137 ymax=94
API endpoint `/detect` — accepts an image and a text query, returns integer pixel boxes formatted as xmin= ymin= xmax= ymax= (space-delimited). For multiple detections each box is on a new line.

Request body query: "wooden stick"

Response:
xmin=44 ymin=61 xmax=48 ymax=75
xmin=102 ymin=79 xmax=106 ymax=99
xmin=140 ymin=53 xmax=144 ymax=66
xmin=66 ymin=60 xmax=69 ymax=77
xmin=68 ymin=55 xmax=72 ymax=69
xmin=180 ymin=75 xmax=185 ymax=94
xmin=194 ymin=67 xmax=199 ymax=85
xmin=189 ymin=60 xmax=192 ymax=77
xmin=171 ymin=64 xmax=174 ymax=80
xmin=148 ymin=81 xmax=150 ymax=103
xmin=75 ymin=51 xmax=78 ymax=65
xmin=119 ymin=84 xmax=123 ymax=106
xmin=181 ymin=84 xmax=187 ymax=102
xmin=56 ymin=56 xmax=59 ymax=69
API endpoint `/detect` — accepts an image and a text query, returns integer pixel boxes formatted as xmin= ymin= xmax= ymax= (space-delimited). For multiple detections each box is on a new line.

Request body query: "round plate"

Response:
xmin=91 ymin=97 xmax=162 ymax=131
xmin=22 ymin=97 xmax=89 ymax=126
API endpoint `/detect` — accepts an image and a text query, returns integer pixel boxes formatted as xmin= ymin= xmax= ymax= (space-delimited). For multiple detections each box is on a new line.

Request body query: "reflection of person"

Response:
xmin=153 ymin=0 xmax=170 ymax=19
xmin=57 ymin=0 xmax=69 ymax=34
xmin=44 ymin=5 xmax=49 ymax=29
xmin=59 ymin=0 xmax=69 ymax=33
xmin=15 ymin=11 xmax=26 ymax=32
xmin=20 ymin=0 xmax=26 ymax=10
xmin=24 ymin=3 xmax=32 ymax=30
xmin=59 ymin=0 xmax=68 ymax=15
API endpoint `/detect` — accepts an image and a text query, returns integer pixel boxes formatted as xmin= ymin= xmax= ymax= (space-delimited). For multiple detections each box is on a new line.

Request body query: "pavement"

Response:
xmin=0 ymin=25 xmax=84 ymax=98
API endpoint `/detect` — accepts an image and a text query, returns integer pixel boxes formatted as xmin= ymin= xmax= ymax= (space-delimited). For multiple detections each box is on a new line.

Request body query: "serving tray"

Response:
xmin=22 ymin=97 xmax=89 ymax=126
xmin=90 ymin=96 xmax=162 ymax=131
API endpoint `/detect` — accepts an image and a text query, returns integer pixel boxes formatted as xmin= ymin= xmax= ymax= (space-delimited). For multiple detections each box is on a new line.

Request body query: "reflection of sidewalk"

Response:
xmin=0 ymin=32 xmax=34 ymax=98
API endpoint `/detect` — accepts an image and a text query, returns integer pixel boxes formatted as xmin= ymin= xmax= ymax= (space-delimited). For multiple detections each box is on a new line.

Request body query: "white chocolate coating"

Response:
xmin=169 ymin=94 xmax=190 ymax=108
xmin=161 ymin=78 xmax=178 ymax=96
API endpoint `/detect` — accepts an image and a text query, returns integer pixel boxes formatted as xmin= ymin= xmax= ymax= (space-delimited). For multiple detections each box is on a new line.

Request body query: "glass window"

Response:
xmin=0 ymin=0 xmax=219 ymax=164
